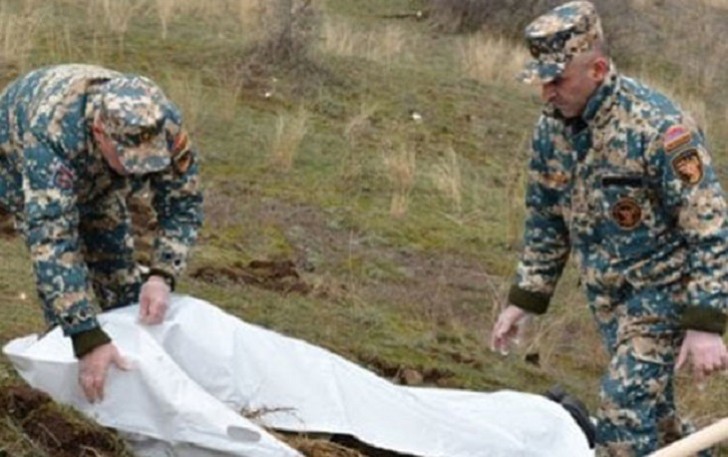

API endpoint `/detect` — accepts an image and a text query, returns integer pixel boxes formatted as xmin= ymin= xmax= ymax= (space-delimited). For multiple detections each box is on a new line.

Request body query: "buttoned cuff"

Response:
xmin=507 ymin=285 xmax=551 ymax=315
xmin=680 ymin=307 xmax=727 ymax=334
xmin=71 ymin=327 xmax=112 ymax=358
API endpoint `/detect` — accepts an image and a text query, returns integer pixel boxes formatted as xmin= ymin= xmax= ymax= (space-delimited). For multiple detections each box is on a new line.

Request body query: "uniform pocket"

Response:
xmin=626 ymin=334 xmax=679 ymax=365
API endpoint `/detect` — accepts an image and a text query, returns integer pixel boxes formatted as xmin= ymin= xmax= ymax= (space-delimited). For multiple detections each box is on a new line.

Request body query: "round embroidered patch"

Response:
xmin=671 ymin=148 xmax=703 ymax=186
xmin=611 ymin=197 xmax=642 ymax=229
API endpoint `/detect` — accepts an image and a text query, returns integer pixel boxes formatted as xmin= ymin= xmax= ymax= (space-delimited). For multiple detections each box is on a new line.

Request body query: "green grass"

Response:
xmin=0 ymin=0 xmax=727 ymax=455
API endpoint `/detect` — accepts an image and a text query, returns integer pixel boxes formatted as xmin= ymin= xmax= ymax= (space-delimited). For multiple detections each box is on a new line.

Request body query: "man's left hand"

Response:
xmin=139 ymin=276 xmax=171 ymax=325
xmin=676 ymin=330 xmax=728 ymax=385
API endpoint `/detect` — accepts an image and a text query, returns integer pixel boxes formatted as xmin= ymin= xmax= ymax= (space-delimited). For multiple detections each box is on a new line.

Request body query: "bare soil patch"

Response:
xmin=0 ymin=384 xmax=129 ymax=457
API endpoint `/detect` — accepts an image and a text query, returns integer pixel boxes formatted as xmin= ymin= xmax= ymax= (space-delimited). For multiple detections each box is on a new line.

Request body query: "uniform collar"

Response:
xmin=580 ymin=63 xmax=619 ymax=127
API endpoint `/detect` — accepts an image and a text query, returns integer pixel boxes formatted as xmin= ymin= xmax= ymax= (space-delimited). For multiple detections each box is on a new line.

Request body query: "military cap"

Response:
xmin=98 ymin=75 xmax=172 ymax=174
xmin=518 ymin=1 xmax=603 ymax=85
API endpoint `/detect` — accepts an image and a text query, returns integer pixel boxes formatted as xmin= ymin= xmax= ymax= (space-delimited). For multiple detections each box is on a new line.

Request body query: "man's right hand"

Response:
xmin=490 ymin=305 xmax=532 ymax=355
xmin=78 ymin=342 xmax=130 ymax=403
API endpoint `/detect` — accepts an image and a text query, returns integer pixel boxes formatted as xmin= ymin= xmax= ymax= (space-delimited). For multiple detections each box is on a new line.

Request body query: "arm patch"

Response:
xmin=663 ymin=125 xmax=692 ymax=153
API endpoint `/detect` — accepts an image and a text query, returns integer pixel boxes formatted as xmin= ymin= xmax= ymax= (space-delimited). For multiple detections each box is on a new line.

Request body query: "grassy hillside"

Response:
xmin=0 ymin=0 xmax=727 ymax=455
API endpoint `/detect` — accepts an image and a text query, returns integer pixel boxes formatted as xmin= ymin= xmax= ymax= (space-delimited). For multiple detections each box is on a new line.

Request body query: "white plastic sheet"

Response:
xmin=3 ymin=295 xmax=593 ymax=457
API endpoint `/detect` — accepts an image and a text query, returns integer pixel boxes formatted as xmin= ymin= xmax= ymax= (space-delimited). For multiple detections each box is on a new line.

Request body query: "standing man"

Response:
xmin=0 ymin=64 xmax=203 ymax=403
xmin=490 ymin=2 xmax=728 ymax=455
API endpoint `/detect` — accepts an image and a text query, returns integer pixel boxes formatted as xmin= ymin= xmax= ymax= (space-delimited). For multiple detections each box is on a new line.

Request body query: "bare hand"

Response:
xmin=676 ymin=330 xmax=728 ymax=386
xmin=79 ymin=342 xmax=130 ymax=403
xmin=139 ymin=275 xmax=171 ymax=325
xmin=490 ymin=305 xmax=532 ymax=355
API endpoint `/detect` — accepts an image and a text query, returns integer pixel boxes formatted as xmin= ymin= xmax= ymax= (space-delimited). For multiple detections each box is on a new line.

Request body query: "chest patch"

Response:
xmin=611 ymin=197 xmax=642 ymax=229
xmin=663 ymin=125 xmax=692 ymax=153
xmin=671 ymin=148 xmax=703 ymax=186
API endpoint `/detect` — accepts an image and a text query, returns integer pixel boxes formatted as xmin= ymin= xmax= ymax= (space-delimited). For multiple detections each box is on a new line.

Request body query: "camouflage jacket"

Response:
xmin=508 ymin=66 xmax=728 ymax=333
xmin=0 ymin=64 xmax=203 ymax=341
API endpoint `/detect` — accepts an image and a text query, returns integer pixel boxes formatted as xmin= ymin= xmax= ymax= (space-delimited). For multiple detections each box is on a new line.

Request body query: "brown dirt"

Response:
xmin=191 ymin=259 xmax=312 ymax=294
xmin=0 ymin=384 xmax=130 ymax=457
xmin=354 ymin=353 xmax=457 ymax=387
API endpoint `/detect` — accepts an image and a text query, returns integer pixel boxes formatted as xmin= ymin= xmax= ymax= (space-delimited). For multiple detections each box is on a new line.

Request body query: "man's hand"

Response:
xmin=676 ymin=330 xmax=728 ymax=385
xmin=79 ymin=342 xmax=130 ymax=403
xmin=139 ymin=275 xmax=171 ymax=325
xmin=490 ymin=305 xmax=532 ymax=355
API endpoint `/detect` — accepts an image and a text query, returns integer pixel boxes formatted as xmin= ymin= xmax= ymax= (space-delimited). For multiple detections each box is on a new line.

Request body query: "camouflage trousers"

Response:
xmin=586 ymin=279 xmax=713 ymax=457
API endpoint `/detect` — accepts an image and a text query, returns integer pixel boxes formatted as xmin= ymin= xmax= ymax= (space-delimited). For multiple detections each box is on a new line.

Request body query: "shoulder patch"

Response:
xmin=663 ymin=125 xmax=692 ymax=153
xmin=671 ymin=148 xmax=703 ymax=186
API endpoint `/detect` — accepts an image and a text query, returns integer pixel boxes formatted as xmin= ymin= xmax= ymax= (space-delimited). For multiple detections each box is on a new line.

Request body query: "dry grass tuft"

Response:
xmin=459 ymin=32 xmax=529 ymax=86
xmin=270 ymin=106 xmax=310 ymax=172
xmin=383 ymin=141 xmax=417 ymax=218
xmin=321 ymin=18 xmax=410 ymax=65
xmin=161 ymin=73 xmax=205 ymax=137
xmin=155 ymin=0 xmax=176 ymax=40
xmin=429 ymin=147 xmax=463 ymax=215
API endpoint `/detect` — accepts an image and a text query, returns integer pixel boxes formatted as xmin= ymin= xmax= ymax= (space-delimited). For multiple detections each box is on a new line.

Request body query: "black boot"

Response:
xmin=543 ymin=385 xmax=595 ymax=449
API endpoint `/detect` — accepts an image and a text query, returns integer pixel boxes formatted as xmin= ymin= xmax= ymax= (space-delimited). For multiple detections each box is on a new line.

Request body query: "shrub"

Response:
xmin=237 ymin=0 xmax=334 ymax=96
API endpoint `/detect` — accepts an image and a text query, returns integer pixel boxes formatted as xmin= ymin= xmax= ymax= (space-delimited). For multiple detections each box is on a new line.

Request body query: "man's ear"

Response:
xmin=590 ymin=57 xmax=609 ymax=82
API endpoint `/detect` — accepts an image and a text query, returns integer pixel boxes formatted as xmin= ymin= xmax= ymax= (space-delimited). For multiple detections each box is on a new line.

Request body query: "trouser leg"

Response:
xmin=596 ymin=332 xmax=679 ymax=456
xmin=587 ymin=281 xmax=704 ymax=456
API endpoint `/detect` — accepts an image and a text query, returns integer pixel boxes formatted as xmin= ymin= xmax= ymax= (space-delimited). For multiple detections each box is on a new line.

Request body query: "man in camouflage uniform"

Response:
xmin=489 ymin=2 xmax=728 ymax=455
xmin=0 ymin=64 xmax=203 ymax=403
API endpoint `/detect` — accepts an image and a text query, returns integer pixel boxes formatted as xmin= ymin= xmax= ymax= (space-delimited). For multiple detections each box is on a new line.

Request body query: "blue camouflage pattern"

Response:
xmin=97 ymin=75 xmax=172 ymax=174
xmin=510 ymin=65 xmax=726 ymax=455
xmin=0 ymin=64 xmax=203 ymax=338
xmin=519 ymin=1 xmax=604 ymax=85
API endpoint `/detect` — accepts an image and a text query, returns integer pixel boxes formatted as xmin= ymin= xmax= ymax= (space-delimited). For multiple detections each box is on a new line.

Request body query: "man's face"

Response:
xmin=92 ymin=118 xmax=129 ymax=176
xmin=540 ymin=54 xmax=604 ymax=119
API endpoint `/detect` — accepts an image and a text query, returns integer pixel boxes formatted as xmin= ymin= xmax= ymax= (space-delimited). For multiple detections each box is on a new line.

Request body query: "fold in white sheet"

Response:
xmin=4 ymin=295 xmax=592 ymax=457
